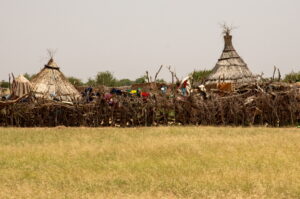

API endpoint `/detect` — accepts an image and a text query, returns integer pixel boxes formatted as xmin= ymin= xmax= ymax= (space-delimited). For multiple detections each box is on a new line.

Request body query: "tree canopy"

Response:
xmin=95 ymin=71 xmax=117 ymax=87
xmin=68 ymin=77 xmax=84 ymax=87
xmin=116 ymin=79 xmax=133 ymax=87
xmin=0 ymin=81 xmax=9 ymax=88
xmin=86 ymin=72 xmax=156 ymax=87
xmin=190 ymin=69 xmax=212 ymax=83
xmin=284 ymin=71 xmax=300 ymax=83
xmin=134 ymin=76 xmax=147 ymax=84
xmin=24 ymin=73 xmax=36 ymax=81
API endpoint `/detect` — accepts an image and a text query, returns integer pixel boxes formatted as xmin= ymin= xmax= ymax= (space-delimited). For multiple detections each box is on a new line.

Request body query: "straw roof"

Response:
xmin=31 ymin=58 xmax=81 ymax=102
xmin=206 ymin=32 xmax=257 ymax=84
xmin=11 ymin=75 xmax=32 ymax=97
xmin=0 ymin=88 xmax=10 ymax=97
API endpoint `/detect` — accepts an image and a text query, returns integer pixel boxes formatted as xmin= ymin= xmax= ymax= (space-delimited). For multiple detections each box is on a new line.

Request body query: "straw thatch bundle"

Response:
xmin=206 ymin=27 xmax=257 ymax=84
xmin=0 ymin=88 xmax=10 ymax=97
xmin=31 ymin=58 xmax=81 ymax=102
xmin=11 ymin=75 xmax=32 ymax=98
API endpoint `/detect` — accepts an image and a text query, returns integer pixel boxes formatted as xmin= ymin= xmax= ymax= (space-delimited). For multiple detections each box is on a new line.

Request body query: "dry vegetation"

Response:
xmin=1 ymin=81 xmax=300 ymax=127
xmin=0 ymin=127 xmax=300 ymax=198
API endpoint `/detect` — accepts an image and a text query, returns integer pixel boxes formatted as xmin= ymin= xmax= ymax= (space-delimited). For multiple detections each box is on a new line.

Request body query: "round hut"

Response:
xmin=206 ymin=27 xmax=257 ymax=85
xmin=31 ymin=57 xmax=81 ymax=102
xmin=11 ymin=75 xmax=32 ymax=98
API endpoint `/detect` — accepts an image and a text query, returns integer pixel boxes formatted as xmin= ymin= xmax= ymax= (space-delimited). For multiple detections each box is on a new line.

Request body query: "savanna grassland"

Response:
xmin=0 ymin=127 xmax=300 ymax=199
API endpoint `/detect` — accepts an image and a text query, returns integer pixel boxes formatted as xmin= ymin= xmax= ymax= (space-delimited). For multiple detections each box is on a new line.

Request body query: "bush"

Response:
xmin=95 ymin=71 xmax=117 ymax=86
xmin=284 ymin=71 xmax=300 ymax=83
xmin=68 ymin=77 xmax=84 ymax=87
xmin=0 ymin=81 xmax=9 ymax=88
xmin=134 ymin=76 xmax=147 ymax=84
xmin=116 ymin=79 xmax=133 ymax=87
xmin=190 ymin=69 xmax=212 ymax=83
xmin=24 ymin=73 xmax=36 ymax=81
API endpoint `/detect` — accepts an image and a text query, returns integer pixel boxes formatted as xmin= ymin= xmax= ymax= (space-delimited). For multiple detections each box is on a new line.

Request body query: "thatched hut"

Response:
xmin=11 ymin=75 xmax=32 ymax=98
xmin=31 ymin=58 xmax=81 ymax=102
xmin=206 ymin=28 xmax=257 ymax=85
xmin=0 ymin=88 xmax=10 ymax=98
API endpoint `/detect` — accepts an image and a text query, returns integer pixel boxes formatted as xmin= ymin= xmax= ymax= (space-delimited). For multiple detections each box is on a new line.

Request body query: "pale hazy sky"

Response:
xmin=0 ymin=0 xmax=299 ymax=82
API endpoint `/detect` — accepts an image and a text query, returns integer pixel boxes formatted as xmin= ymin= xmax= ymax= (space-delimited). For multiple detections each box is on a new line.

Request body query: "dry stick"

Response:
xmin=167 ymin=65 xmax=180 ymax=97
xmin=11 ymin=73 xmax=15 ymax=81
xmin=259 ymin=72 xmax=264 ymax=81
xmin=272 ymin=66 xmax=277 ymax=81
xmin=277 ymin=68 xmax=281 ymax=81
xmin=145 ymin=71 xmax=150 ymax=83
xmin=8 ymin=74 xmax=11 ymax=94
xmin=167 ymin=66 xmax=174 ymax=84
xmin=167 ymin=65 xmax=180 ymax=83
xmin=0 ymin=95 xmax=30 ymax=107
xmin=221 ymin=22 xmax=234 ymax=35
xmin=166 ymin=65 xmax=178 ymax=124
xmin=47 ymin=49 xmax=57 ymax=59
xmin=174 ymin=72 xmax=180 ymax=83
xmin=11 ymin=73 xmax=16 ymax=97
xmin=154 ymin=65 xmax=163 ymax=81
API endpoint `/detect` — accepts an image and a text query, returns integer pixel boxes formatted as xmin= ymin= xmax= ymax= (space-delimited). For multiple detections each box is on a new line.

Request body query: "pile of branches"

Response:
xmin=0 ymin=82 xmax=299 ymax=127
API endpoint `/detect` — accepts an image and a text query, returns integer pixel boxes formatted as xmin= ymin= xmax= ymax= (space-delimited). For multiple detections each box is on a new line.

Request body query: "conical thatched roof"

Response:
xmin=11 ymin=75 xmax=32 ymax=97
xmin=206 ymin=31 xmax=257 ymax=84
xmin=31 ymin=58 xmax=81 ymax=102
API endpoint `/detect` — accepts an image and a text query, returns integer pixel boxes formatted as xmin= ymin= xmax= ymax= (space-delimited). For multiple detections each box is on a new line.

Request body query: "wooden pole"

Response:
xmin=154 ymin=65 xmax=163 ymax=81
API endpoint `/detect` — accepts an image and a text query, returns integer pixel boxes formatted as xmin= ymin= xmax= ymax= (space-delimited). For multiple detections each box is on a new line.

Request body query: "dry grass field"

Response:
xmin=0 ymin=127 xmax=300 ymax=199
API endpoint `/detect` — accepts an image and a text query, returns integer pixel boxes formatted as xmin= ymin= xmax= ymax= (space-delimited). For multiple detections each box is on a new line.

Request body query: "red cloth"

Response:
xmin=141 ymin=92 xmax=150 ymax=97
xmin=183 ymin=80 xmax=188 ymax=88
xmin=104 ymin=93 xmax=112 ymax=100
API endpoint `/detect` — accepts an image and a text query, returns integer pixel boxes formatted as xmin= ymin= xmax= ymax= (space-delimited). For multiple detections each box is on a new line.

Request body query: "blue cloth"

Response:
xmin=161 ymin=86 xmax=167 ymax=94
xmin=181 ymin=88 xmax=187 ymax=96
xmin=110 ymin=88 xmax=122 ymax=95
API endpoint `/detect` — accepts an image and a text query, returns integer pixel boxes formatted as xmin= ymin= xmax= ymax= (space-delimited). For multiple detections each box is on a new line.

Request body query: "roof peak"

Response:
xmin=45 ymin=58 xmax=59 ymax=69
xmin=223 ymin=33 xmax=235 ymax=51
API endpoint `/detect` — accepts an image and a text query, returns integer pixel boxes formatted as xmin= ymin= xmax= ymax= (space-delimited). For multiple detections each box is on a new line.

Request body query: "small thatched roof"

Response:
xmin=11 ymin=75 xmax=32 ymax=97
xmin=31 ymin=58 xmax=81 ymax=102
xmin=206 ymin=30 xmax=257 ymax=84
xmin=0 ymin=88 xmax=10 ymax=97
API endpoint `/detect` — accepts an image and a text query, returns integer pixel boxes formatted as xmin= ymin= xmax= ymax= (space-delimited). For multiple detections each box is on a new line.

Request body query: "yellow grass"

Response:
xmin=0 ymin=127 xmax=300 ymax=199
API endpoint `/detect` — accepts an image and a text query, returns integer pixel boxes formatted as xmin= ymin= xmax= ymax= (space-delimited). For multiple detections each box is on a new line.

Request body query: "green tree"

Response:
xmin=68 ymin=77 xmax=84 ymax=87
xmin=95 ymin=71 xmax=117 ymax=86
xmin=86 ymin=78 xmax=96 ymax=86
xmin=190 ymin=69 xmax=212 ymax=83
xmin=0 ymin=81 xmax=9 ymax=88
xmin=24 ymin=73 xmax=36 ymax=81
xmin=156 ymin=78 xmax=166 ymax=83
xmin=134 ymin=76 xmax=147 ymax=84
xmin=116 ymin=79 xmax=133 ymax=86
xmin=284 ymin=71 xmax=300 ymax=83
